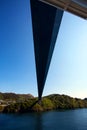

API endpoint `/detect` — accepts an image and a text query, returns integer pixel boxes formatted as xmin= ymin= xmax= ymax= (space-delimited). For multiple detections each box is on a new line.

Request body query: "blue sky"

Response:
xmin=0 ymin=0 xmax=87 ymax=98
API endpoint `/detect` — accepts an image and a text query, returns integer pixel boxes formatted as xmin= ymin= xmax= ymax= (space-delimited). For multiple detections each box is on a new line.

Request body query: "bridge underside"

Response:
xmin=30 ymin=0 xmax=63 ymax=100
xmin=39 ymin=0 xmax=87 ymax=19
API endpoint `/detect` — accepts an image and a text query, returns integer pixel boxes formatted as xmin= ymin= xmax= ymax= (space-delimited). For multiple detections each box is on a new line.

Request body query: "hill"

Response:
xmin=1 ymin=94 xmax=87 ymax=113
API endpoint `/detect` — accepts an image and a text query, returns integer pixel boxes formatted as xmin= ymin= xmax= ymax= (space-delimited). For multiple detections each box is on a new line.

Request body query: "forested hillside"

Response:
xmin=1 ymin=93 xmax=87 ymax=113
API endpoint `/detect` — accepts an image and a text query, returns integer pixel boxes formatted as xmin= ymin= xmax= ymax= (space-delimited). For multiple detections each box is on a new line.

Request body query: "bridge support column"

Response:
xmin=30 ymin=0 xmax=63 ymax=99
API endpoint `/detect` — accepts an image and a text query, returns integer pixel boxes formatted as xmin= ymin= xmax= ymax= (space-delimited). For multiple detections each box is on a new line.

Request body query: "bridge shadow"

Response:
xmin=29 ymin=100 xmax=38 ymax=109
xmin=29 ymin=99 xmax=42 ymax=110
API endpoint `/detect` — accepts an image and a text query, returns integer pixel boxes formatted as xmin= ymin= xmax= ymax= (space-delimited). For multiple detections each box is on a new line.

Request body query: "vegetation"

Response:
xmin=0 ymin=93 xmax=87 ymax=113
xmin=41 ymin=98 xmax=54 ymax=110
xmin=47 ymin=94 xmax=87 ymax=109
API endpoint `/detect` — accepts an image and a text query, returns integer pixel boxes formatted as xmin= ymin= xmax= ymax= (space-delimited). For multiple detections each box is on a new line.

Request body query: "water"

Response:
xmin=0 ymin=109 xmax=87 ymax=130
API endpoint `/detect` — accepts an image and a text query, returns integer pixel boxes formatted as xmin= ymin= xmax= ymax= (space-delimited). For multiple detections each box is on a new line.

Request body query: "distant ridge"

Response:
xmin=0 ymin=92 xmax=34 ymax=101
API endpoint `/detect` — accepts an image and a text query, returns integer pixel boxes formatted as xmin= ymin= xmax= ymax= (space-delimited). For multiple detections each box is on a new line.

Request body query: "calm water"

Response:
xmin=0 ymin=109 xmax=87 ymax=130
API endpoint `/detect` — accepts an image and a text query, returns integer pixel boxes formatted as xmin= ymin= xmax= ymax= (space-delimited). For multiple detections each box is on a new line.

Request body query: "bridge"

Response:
xmin=30 ymin=0 xmax=87 ymax=100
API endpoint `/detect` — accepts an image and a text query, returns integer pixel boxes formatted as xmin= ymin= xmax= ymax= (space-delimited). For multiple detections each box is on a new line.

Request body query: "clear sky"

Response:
xmin=0 ymin=0 xmax=87 ymax=99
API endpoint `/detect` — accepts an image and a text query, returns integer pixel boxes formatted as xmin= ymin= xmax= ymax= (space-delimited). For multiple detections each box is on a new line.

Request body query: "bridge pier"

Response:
xmin=30 ymin=0 xmax=63 ymax=99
